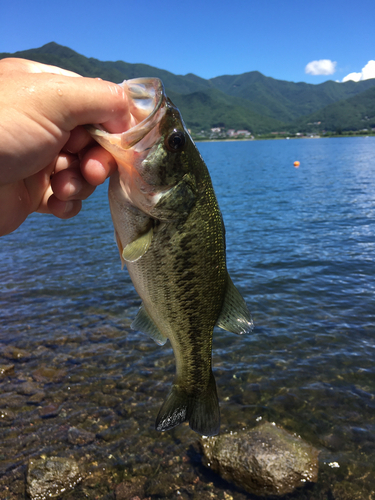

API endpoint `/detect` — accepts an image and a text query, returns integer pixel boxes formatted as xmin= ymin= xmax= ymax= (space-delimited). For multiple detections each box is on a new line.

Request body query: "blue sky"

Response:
xmin=2 ymin=0 xmax=375 ymax=84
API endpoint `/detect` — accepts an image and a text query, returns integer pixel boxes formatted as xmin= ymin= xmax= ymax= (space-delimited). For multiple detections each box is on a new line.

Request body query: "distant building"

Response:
xmin=226 ymin=129 xmax=253 ymax=138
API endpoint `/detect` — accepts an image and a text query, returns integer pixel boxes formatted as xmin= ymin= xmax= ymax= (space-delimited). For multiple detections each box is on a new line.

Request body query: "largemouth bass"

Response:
xmin=87 ymin=78 xmax=253 ymax=436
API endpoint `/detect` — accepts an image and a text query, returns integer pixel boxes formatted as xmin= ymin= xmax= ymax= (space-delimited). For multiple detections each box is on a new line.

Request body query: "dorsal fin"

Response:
xmin=216 ymin=274 xmax=253 ymax=334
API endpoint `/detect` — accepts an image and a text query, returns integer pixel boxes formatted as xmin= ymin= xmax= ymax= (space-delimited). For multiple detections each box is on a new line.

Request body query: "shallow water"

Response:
xmin=1 ymin=136 xmax=375 ymax=498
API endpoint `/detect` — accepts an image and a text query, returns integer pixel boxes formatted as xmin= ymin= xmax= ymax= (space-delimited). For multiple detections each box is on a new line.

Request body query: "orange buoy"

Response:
xmin=294 ymin=161 xmax=300 ymax=168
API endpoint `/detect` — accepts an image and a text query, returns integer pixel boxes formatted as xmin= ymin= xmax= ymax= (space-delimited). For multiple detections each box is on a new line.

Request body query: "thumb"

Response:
xmin=45 ymin=75 xmax=132 ymax=133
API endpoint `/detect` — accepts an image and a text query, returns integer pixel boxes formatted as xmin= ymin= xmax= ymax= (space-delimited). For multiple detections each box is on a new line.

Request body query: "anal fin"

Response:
xmin=131 ymin=304 xmax=168 ymax=346
xmin=216 ymin=274 xmax=254 ymax=334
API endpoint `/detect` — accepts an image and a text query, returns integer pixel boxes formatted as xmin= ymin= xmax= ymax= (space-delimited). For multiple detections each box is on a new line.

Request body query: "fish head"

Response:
xmin=87 ymin=78 xmax=198 ymax=217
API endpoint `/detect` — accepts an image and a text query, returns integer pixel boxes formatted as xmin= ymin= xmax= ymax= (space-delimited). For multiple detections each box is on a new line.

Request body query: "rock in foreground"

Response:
xmin=27 ymin=456 xmax=83 ymax=499
xmin=200 ymin=421 xmax=319 ymax=496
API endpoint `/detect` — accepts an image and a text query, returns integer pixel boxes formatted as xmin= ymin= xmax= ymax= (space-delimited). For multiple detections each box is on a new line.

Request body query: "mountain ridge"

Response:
xmin=1 ymin=42 xmax=374 ymax=134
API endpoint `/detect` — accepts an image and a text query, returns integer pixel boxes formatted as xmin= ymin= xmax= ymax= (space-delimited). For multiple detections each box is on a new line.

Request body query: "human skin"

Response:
xmin=0 ymin=58 xmax=136 ymax=236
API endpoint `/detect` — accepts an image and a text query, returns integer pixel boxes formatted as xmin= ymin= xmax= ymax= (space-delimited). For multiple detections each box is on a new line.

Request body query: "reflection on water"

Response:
xmin=1 ymin=137 xmax=375 ymax=498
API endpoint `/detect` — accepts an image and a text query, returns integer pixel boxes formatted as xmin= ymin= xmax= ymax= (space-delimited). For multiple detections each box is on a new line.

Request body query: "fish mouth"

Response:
xmin=86 ymin=77 xmax=166 ymax=149
xmin=86 ymin=78 xmax=171 ymax=212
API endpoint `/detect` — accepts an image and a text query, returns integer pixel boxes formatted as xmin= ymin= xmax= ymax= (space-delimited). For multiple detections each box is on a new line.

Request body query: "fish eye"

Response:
xmin=166 ymin=131 xmax=186 ymax=152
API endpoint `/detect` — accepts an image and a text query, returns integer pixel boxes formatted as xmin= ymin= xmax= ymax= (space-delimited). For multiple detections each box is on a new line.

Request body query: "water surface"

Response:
xmin=1 ymin=137 xmax=375 ymax=498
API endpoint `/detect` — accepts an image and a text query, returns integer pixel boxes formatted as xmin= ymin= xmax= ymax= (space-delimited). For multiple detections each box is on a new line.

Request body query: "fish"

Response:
xmin=87 ymin=78 xmax=253 ymax=436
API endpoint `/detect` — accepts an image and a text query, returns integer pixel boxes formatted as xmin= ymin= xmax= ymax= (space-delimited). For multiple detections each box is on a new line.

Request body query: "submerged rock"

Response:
xmin=27 ymin=456 xmax=83 ymax=499
xmin=1 ymin=346 xmax=32 ymax=361
xmin=67 ymin=426 xmax=95 ymax=446
xmin=0 ymin=408 xmax=15 ymax=424
xmin=200 ymin=421 xmax=319 ymax=496
xmin=16 ymin=381 xmax=40 ymax=396
xmin=27 ymin=391 xmax=46 ymax=404
xmin=115 ymin=476 xmax=146 ymax=500
xmin=0 ymin=364 xmax=15 ymax=377
xmin=39 ymin=403 xmax=61 ymax=419
xmin=32 ymin=366 xmax=67 ymax=383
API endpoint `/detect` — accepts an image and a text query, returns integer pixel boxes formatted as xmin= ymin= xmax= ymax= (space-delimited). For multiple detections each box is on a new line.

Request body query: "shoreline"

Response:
xmin=194 ymin=133 xmax=375 ymax=143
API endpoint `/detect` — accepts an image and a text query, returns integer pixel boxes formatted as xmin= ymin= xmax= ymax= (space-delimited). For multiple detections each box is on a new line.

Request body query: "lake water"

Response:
xmin=1 ymin=136 xmax=375 ymax=499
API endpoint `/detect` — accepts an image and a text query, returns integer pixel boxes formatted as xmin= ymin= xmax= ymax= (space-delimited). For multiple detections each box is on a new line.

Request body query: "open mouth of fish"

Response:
xmin=86 ymin=78 xmax=174 ymax=211
xmin=87 ymin=77 xmax=166 ymax=152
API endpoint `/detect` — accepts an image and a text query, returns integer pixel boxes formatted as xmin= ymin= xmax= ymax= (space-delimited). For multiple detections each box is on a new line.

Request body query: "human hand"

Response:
xmin=0 ymin=58 xmax=133 ymax=236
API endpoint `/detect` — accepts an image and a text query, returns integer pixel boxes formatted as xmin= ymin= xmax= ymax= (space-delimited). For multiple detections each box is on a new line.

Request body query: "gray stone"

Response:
xmin=27 ymin=391 xmax=46 ymax=404
xmin=39 ymin=403 xmax=61 ymax=419
xmin=27 ymin=456 xmax=83 ymax=499
xmin=200 ymin=421 xmax=319 ymax=496
xmin=17 ymin=381 xmax=40 ymax=396
xmin=67 ymin=426 xmax=95 ymax=446
xmin=32 ymin=366 xmax=67 ymax=383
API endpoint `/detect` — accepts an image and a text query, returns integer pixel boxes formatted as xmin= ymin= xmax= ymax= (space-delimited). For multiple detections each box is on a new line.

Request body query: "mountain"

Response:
xmin=1 ymin=42 xmax=375 ymax=134
xmin=208 ymin=72 xmax=375 ymax=123
xmin=167 ymin=88 xmax=285 ymax=133
xmin=295 ymin=85 xmax=375 ymax=132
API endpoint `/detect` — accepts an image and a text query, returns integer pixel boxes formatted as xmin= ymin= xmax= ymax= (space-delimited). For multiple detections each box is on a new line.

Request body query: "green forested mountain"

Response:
xmin=1 ymin=42 xmax=375 ymax=134
xmin=209 ymin=72 xmax=375 ymax=123
xmin=295 ymin=86 xmax=375 ymax=132
xmin=167 ymin=88 xmax=285 ymax=133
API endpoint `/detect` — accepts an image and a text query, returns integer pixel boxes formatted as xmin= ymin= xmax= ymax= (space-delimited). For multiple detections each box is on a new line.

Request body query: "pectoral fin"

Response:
xmin=216 ymin=275 xmax=253 ymax=334
xmin=131 ymin=304 xmax=168 ymax=346
xmin=122 ymin=225 xmax=153 ymax=262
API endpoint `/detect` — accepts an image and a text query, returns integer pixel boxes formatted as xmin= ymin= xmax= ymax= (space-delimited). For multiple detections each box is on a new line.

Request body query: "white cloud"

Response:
xmin=305 ymin=59 xmax=337 ymax=76
xmin=342 ymin=72 xmax=362 ymax=83
xmin=342 ymin=60 xmax=375 ymax=82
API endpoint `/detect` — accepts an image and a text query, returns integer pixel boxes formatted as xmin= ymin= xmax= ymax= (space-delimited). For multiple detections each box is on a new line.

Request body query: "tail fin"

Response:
xmin=155 ymin=372 xmax=220 ymax=436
